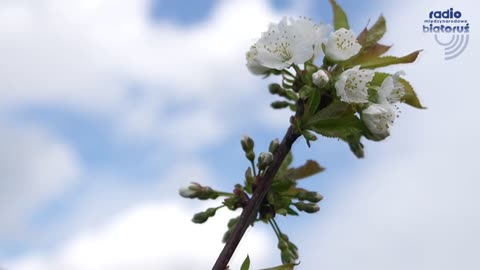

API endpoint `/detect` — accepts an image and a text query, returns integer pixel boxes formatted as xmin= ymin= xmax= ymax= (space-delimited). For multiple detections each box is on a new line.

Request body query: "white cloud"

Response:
xmin=0 ymin=120 xmax=81 ymax=238
xmin=296 ymin=0 xmax=480 ymax=269
xmin=5 ymin=202 xmax=275 ymax=270
xmin=1 ymin=1 xmax=303 ymax=265
xmin=0 ymin=0 xmax=292 ymax=151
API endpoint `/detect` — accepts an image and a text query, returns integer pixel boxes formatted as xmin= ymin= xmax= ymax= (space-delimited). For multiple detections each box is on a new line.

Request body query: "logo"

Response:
xmin=423 ymin=8 xmax=470 ymax=60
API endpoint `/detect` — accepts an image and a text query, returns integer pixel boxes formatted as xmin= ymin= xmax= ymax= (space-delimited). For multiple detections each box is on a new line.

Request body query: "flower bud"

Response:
xmin=271 ymin=101 xmax=290 ymax=109
xmin=192 ymin=207 xmax=217 ymax=224
xmin=179 ymin=187 xmax=196 ymax=198
xmin=269 ymin=83 xmax=284 ymax=95
xmin=281 ymin=250 xmax=297 ymax=264
xmin=277 ymin=239 xmax=289 ymax=250
xmin=178 ymin=182 xmax=219 ymax=200
xmin=312 ymin=69 xmax=330 ymax=87
xmin=257 ymin=151 xmax=273 ymax=170
xmin=241 ymin=135 xmax=255 ymax=153
xmin=294 ymin=202 xmax=320 ymax=213
xmin=269 ymin=138 xmax=280 ymax=152
xmin=297 ymin=191 xmax=323 ymax=203
xmin=245 ymin=151 xmax=255 ymax=162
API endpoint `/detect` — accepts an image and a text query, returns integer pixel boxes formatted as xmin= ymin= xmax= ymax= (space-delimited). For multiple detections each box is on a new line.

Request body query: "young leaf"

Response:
xmin=360 ymin=50 xmax=422 ymax=69
xmin=329 ymin=0 xmax=349 ymax=30
xmin=304 ymin=101 xmax=353 ymax=127
xmin=308 ymin=115 xmax=363 ymax=141
xmin=305 ymin=87 xmax=322 ymax=117
xmin=364 ymin=15 xmax=387 ymax=48
xmin=343 ymin=43 xmax=392 ymax=68
xmin=240 ymin=255 xmax=251 ymax=270
xmin=286 ymin=160 xmax=325 ymax=180
xmin=398 ymin=77 xmax=425 ymax=109
xmin=348 ymin=139 xmax=364 ymax=158
xmin=278 ymin=152 xmax=293 ymax=175
xmin=222 ymin=216 xmax=240 ymax=243
xmin=371 ymin=72 xmax=425 ymax=109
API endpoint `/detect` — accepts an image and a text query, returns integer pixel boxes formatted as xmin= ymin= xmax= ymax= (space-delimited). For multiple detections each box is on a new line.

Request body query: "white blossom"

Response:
xmin=312 ymin=69 xmax=329 ymax=87
xmin=179 ymin=187 xmax=196 ymax=198
xmin=288 ymin=17 xmax=331 ymax=58
xmin=378 ymin=71 xmax=406 ymax=104
xmin=335 ymin=66 xmax=374 ymax=103
xmin=257 ymin=151 xmax=273 ymax=170
xmin=325 ymin=28 xmax=361 ymax=61
xmin=246 ymin=47 xmax=270 ymax=75
xmin=253 ymin=17 xmax=330 ymax=70
xmin=362 ymin=103 xmax=396 ymax=138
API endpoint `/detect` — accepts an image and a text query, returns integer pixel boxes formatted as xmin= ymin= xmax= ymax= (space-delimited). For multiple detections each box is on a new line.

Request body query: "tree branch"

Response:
xmin=212 ymin=125 xmax=301 ymax=270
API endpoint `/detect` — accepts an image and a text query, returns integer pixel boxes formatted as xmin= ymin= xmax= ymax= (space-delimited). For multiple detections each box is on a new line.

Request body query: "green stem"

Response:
xmin=215 ymin=205 xmax=226 ymax=211
xmin=271 ymin=218 xmax=284 ymax=238
xmin=215 ymin=191 xmax=235 ymax=197
xmin=268 ymin=219 xmax=281 ymax=239
xmin=250 ymin=160 xmax=257 ymax=177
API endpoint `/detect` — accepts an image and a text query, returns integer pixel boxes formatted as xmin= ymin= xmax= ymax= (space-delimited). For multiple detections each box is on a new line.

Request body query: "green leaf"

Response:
xmin=304 ymin=102 xmax=365 ymax=157
xmin=344 ymin=43 xmax=391 ymax=68
xmin=305 ymin=87 xmax=322 ymax=117
xmin=260 ymin=263 xmax=298 ymax=270
xmin=371 ymin=72 xmax=425 ymax=109
xmin=360 ymin=50 xmax=422 ymax=69
xmin=304 ymin=101 xmax=353 ymax=127
xmin=309 ymin=115 xmax=363 ymax=143
xmin=398 ymin=77 xmax=425 ymax=109
xmin=329 ymin=0 xmax=349 ymax=30
xmin=304 ymin=102 xmax=364 ymax=157
xmin=240 ymin=255 xmax=251 ymax=270
xmin=348 ymin=140 xmax=364 ymax=158
xmin=286 ymin=160 xmax=325 ymax=180
xmin=272 ymin=177 xmax=295 ymax=192
xmin=309 ymin=116 xmax=362 ymax=138
xmin=278 ymin=152 xmax=293 ymax=175
xmin=363 ymin=15 xmax=386 ymax=48
xmin=222 ymin=216 xmax=240 ymax=243
xmin=370 ymin=72 xmax=389 ymax=86
xmin=298 ymin=85 xmax=315 ymax=99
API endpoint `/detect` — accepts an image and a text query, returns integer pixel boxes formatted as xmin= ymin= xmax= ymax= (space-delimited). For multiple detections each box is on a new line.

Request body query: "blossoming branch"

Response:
xmin=180 ymin=0 xmax=423 ymax=269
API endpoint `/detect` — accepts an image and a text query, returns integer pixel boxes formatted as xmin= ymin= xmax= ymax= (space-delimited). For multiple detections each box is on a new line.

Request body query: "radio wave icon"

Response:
xmin=434 ymin=34 xmax=469 ymax=60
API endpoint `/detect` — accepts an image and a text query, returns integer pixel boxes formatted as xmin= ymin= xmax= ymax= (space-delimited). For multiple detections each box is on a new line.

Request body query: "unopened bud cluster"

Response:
xmin=294 ymin=202 xmax=320 ymax=214
xmin=192 ymin=207 xmax=218 ymax=224
xmin=277 ymin=233 xmax=299 ymax=264
xmin=179 ymin=182 xmax=219 ymax=200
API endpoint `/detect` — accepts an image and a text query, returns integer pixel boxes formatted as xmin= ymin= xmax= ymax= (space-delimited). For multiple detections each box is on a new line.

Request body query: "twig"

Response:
xmin=212 ymin=125 xmax=301 ymax=270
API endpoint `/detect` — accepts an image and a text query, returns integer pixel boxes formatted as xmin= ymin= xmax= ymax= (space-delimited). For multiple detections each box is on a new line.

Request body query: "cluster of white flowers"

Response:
xmin=362 ymin=72 xmax=406 ymax=138
xmin=247 ymin=16 xmax=407 ymax=139
xmin=334 ymin=65 xmax=405 ymax=138
xmin=247 ymin=17 xmax=363 ymax=71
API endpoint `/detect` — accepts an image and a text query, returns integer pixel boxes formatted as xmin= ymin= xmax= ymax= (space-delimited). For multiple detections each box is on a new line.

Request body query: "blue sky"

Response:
xmin=0 ymin=0 xmax=478 ymax=269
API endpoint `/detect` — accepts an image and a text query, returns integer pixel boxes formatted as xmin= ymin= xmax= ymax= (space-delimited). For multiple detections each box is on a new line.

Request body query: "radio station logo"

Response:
xmin=423 ymin=8 xmax=470 ymax=60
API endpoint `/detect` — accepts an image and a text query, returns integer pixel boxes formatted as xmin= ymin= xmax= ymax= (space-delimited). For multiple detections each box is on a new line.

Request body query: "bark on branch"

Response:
xmin=212 ymin=125 xmax=301 ymax=270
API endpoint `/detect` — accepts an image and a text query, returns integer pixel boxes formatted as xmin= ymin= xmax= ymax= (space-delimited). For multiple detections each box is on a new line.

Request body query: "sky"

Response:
xmin=0 ymin=0 xmax=478 ymax=269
